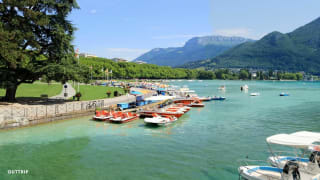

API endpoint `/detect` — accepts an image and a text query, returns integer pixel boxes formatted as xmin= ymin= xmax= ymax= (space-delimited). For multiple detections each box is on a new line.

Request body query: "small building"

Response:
xmin=112 ymin=58 xmax=129 ymax=62
xmin=79 ymin=53 xmax=98 ymax=58
xmin=251 ymin=72 xmax=257 ymax=78
xmin=135 ymin=60 xmax=147 ymax=64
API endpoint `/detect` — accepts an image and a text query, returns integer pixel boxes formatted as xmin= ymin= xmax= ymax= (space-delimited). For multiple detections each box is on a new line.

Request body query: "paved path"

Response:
xmin=50 ymin=83 xmax=76 ymax=100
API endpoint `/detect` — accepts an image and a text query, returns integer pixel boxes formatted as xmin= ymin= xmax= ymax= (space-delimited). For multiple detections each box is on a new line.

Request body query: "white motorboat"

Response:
xmin=144 ymin=113 xmax=178 ymax=126
xmin=218 ymin=85 xmax=226 ymax=91
xmin=238 ymin=131 xmax=320 ymax=180
xmin=241 ymin=84 xmax=249 ymax=91
xmin=267 ymin=131 xmax=320 ymax=176
xmin=239 ymin=160 xmax=313 ymax=180
xmin=250 ymin=92 xmax=260 ymax=96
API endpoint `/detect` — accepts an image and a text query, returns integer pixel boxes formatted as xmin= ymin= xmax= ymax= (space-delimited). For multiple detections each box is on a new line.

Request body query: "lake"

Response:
xmin=0 ymin=80 xmax=320 ymax=180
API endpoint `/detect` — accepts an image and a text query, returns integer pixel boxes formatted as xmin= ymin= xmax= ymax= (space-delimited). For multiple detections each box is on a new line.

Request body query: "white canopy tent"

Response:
xmin=145 ymin=96 xmax=176 ymax=101
xmin=266 ymin=133 xmax=320 ymax=149
xmin=290 ymin=131 xmax=320 ymax=140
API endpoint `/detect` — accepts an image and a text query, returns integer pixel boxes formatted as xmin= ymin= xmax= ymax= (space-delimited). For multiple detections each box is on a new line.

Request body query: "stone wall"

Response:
xmin=0 ymin=89 xmax=155 ymax=130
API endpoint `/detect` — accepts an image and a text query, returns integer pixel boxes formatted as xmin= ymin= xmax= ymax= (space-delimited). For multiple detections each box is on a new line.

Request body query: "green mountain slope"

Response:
xmin=133 ymin=36 xmax=253 ymax=67
xmin=181 ymin=17 xmax=320 ymax=74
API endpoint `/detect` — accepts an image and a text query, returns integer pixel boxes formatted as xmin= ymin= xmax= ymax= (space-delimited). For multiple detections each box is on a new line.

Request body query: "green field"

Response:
xmin=74 ymin=85 xmax=125 ymax=101
xmin=0 ymin=83 xmax=62 ymax=98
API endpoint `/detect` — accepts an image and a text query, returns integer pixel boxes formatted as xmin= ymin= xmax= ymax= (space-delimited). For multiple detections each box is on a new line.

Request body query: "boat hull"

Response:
xmin=139 ymin=111 xmax=184 ymax=118
xmin=92 ymin=116 xmax=110 ymax=121
xmin=211 ymin=97 xmax=226 ymax=101
xmin=189 ymin=104 xmax=204 ymax=107
xmin=109 ymin=116 xmax=139 ymax=123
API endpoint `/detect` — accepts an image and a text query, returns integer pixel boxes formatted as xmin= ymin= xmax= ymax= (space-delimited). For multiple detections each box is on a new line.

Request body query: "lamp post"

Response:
xmin=75 ymin=48 xmax=80 ymax=92
xmin=90 ymin=65 xmax=93 ymax=82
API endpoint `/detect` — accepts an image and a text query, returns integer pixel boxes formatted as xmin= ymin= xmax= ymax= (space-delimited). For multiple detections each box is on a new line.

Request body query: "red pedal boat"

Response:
xmin=93 ymin=110 xmax=113 ymax=121
xmin=109 ymin=112 xmax=140 ymax=123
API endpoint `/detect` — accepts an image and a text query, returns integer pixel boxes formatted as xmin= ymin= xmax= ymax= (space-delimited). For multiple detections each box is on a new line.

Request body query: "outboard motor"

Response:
xmin=282 ymin=161 xmax=300 ymax=180
xmin=309 ymin=151 xmax=320 ymax=168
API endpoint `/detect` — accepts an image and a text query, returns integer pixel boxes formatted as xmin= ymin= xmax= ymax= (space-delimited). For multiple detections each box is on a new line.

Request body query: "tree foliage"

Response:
xmin=0 ymin=0 xmax=83 ymax=101
xmin=80 ymin=57 xmax=304 ymax=81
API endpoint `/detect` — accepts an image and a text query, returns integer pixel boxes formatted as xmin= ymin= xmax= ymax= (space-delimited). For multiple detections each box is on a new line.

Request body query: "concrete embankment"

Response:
xmin=0 ymin=90 xmax=153 ymax=130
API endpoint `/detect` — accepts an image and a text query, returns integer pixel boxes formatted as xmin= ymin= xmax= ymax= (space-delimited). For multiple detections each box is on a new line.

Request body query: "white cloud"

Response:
xmin=152 ymin=33 xmax=211 ymax=40
xmin=105 ymin=48 xmax=149 ymax=61
xmin=89 ymin=9 xmax=97 ymax=14
xmin=213 ymin=28 xmax=263 ymax=39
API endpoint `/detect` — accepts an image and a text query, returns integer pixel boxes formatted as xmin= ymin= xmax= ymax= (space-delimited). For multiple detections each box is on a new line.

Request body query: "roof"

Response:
xmin=266 ymin=133 xmax=320 ymax=148
xmin=130 ymin=91 xmax=143 ymax=95
xmin=145 ymin=96 xmax=175 ymax=101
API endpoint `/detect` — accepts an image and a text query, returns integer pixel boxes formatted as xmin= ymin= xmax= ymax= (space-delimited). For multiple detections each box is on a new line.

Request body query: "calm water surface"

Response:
xmin=0 ymin=81 xmax=320 ymax=180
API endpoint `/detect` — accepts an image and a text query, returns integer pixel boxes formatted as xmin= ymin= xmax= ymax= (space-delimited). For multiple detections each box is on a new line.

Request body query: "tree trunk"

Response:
xmin=4 ymin=84 xmax=18 ymax=102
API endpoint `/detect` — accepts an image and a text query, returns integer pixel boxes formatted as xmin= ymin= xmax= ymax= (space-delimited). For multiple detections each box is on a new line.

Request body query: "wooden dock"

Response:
xmin=101 ymin=99 xmax=168 ymax=113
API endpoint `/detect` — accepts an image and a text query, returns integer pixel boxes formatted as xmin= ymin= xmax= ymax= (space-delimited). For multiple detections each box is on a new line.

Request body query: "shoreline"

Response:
xmin=0 ymin=91 xmax=151 ymax=130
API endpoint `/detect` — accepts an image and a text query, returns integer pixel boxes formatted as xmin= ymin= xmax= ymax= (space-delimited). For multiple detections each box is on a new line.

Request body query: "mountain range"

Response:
xmin=133 ymin=36 xmax=253 ymax=67
xmin=181 ymin=17 xmax=320 ymax=75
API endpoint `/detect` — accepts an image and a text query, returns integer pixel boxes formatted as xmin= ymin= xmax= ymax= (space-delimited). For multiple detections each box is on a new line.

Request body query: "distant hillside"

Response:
xmin=133 ymin=36 xmax=253 ymax=67
xmin=181 ymin=17 xmax=320 ymax=75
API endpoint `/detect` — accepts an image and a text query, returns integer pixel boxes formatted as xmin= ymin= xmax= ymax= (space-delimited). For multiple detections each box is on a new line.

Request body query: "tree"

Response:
xmin=296 ymin=73 xmax=303 ymax=80
xmin=239 ymin=69 xmax=249 ymax=80
xmin=268 ymin=70 xmax=274 ymax=78
xmin=0 ymin=0 xmax=81 ymax=101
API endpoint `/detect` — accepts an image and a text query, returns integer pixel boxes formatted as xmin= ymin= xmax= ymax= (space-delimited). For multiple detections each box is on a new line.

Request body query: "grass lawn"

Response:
xmin=75 ymin=85 xmax=125 ymax=101
xmin=0 ymin=83 xmax=62 ymax=98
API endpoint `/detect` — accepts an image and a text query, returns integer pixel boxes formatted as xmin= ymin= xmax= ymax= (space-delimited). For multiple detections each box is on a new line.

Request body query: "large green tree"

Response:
xmin=0 ymin=0 xmax=85 ymax=101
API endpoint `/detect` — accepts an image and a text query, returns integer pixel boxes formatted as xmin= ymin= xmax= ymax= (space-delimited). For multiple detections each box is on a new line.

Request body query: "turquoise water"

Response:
xmin=1 ymin=80 xmax=320 ymax=180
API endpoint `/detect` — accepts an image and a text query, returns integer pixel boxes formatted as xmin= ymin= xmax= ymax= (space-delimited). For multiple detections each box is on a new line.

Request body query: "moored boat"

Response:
xmin=241 ymin=84 xmax=249 ymax=91
xmin=173 ymin=98 xmax=197 ymax=105
xmin=139 ymin=110 xmax=184 ymax=118
xmin=266 ymin=131 xmax=320 ymax=176
xmin=280 ymin=92 xmax=290 ymax=96
xmin=238 ymin=160 xmax=314 ymax=180
xmin=199 ymin=97 xmax=212 ymax=101
xmin=144 ymin=113 xmax=178 ymax=126
xmin=93 ymin=110 xmax=113 ymax=121
xmin=188 ymin=100 xmax=205 ymax=107
xmin=109 ymin=112 xmax=140 ymax=123
xmin=250 ymin=92 xmax=260 ymax=96
xmin=211 ymin=96 xmax=226 ymax=101
xmin=218 ymin=85 xmax=226 ymax=91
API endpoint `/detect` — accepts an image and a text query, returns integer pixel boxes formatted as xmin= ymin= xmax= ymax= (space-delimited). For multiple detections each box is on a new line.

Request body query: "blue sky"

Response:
xmin=69 ymin=0 xmax=320 ymax=60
